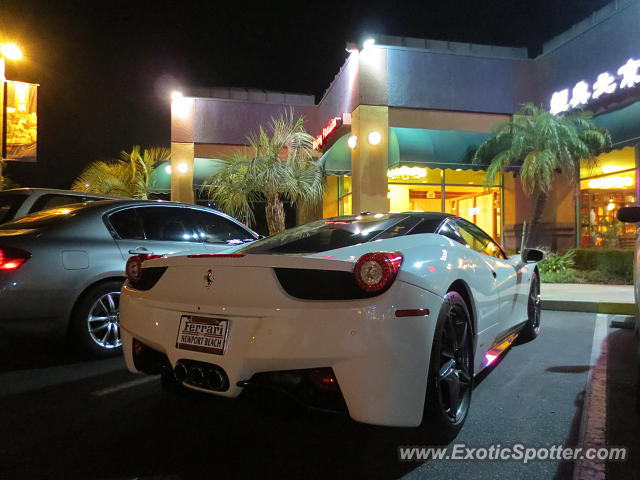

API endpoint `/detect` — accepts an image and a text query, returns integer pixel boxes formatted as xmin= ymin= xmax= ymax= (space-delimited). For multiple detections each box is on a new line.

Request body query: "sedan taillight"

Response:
xmin=354 ymin=252 xmax=403 ymax=293
xmin=0 ymin=247 xmax=31 ymax=271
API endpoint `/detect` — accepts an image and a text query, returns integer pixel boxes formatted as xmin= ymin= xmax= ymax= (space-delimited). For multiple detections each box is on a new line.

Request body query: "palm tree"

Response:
xmin=202 ymin=111 xmax=324 ymax=235
xmin=71 ymin=145 xmax=170 ymax=199
xmin=473 ymin=103 xmax=611 ymax=248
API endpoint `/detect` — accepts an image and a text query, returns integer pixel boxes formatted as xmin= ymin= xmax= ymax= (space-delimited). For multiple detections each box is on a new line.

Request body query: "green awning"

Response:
xmin=389 ymin=127 xmax=489 ymax=171
xmin=594 ymin=100 xmax=640 ymax=148
xmin=149 ymin=157 xmax=228 ymax=193
xmin=318 ymin=128 xmax=490 ymax=175
xmin=318 ymin=134 xmax=352 ymax=175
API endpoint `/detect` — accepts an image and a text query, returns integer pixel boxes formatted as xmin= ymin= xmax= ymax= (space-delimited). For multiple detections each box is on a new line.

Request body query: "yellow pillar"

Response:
xmin=351 ymin=105 xmax=389 ymax=214
xmin=170 ymin=142 xmax=195 ymax=204
xmin=170 ymin=94 xmax=195 ymax=204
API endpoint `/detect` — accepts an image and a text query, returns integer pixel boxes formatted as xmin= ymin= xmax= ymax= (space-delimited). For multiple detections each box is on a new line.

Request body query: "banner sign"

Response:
xmin=312 ymin=116 xmax=342 ymax=151
xmin=4 ymin=80 xmax=37 ymax=161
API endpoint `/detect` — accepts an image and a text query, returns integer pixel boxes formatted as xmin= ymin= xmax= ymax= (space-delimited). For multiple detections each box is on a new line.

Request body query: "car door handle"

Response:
xmin=128 ymin=247 xmax=152 ymax=255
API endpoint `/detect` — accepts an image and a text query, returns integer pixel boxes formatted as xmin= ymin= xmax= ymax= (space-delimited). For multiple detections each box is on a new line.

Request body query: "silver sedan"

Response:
xmin=0 ymin=199 xmax=258 ymax=357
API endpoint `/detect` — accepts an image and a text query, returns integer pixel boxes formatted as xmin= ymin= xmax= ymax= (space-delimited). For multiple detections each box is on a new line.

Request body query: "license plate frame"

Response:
xmin=175 ymin=315 xmax=229 ymax=355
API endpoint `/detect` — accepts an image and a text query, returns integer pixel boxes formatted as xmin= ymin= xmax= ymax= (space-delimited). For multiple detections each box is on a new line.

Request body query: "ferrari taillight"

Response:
xmin=0 ymin=248 xmax=31 ymax=271
xmin=354 ymin=252 xmax=403 ymax=293
xmin=126 ymin=254 xmax=162 ymax=283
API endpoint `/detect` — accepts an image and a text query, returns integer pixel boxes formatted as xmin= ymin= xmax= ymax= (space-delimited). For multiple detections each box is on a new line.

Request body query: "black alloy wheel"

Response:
xmin=516 ymin=272 xmax=541 ymax=344
xmin=421 ymin=291 xmax=474 ymax=444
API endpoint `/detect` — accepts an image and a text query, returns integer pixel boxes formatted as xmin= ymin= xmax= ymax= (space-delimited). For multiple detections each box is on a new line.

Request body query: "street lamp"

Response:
xmin=0 ymin=43 xmax=23 ymax=81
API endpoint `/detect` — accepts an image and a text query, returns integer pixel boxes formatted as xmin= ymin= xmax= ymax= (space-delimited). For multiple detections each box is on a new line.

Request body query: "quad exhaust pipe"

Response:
xmin=173 ymin=361 xmax=228 ymax=391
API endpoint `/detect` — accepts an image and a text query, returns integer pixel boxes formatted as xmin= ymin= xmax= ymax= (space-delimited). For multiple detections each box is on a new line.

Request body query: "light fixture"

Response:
xmin=607 ymin=202 xmax=616 ymax=211
xmin=587 ymin=176 xmax=634 ymax=189
xmin=0 ymin=43 xmax=22 ymax=60
xmin=387 ymin=166 xmax=427 ymax=179
xmin=348 ymin=135 xmax=357 ymax=149
xmin=177 ymin=162 xmax=188 ymax=174
xmin=171 ymin=90 xmax=184 ymax=102
xmin=368 ymin=131 xmax=381 ymax=145
xmin=363 ymin=38 xmax=375 ymax=49
xmin=165 ymin=165 xmax=172 ymax=174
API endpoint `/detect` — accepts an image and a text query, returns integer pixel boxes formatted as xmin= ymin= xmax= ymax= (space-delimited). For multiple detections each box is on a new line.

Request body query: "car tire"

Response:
xmin=69 ymin=280 xmax=124 ymax=358
xmin=419 ymin=291 xmax=474 ymax=444
xmin=515 ymin=272 xmax=541 ymax=344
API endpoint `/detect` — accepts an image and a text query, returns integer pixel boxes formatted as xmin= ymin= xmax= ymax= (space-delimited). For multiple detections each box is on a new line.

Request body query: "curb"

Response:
xmin=541 ymin=300 xmax=635 ymax=315
xmin=572 ymin=314 xmax=609 ymax=480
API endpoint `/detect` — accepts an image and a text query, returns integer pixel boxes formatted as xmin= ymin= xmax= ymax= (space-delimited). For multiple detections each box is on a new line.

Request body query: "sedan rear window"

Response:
xmin=239 ymin=214 xmax=436 ymax=254
xmin=0 ymin=194 xmax=27 ymax=224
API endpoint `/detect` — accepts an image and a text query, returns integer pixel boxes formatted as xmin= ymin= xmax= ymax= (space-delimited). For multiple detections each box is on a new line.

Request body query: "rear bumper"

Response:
xmin=0 ymin=274 xmax=67 ymax=331
xmin=120 ymin=281 xmax=442 ymax=427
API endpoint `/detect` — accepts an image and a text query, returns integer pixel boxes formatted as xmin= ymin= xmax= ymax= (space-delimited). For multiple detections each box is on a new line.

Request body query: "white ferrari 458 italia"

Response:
xmin=120 ymin=212 xmax=543 ymax=442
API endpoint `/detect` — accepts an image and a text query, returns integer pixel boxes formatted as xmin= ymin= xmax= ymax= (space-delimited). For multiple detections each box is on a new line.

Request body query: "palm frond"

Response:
xmin=201 ymin=111 xmax=324 ymax=231
xmin=71 ymin=145 xmax=169 ymax=199
xmin=473 ymin=102 xmax=611 ymax=197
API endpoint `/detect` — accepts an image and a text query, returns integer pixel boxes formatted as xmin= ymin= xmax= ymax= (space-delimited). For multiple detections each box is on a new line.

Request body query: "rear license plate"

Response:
xmin=175 ymin=315 xmax=229 ymax=355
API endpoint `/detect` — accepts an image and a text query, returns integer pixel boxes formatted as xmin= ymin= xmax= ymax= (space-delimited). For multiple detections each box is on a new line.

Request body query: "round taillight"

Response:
xmin=354 ymin=252 xmax=403 ymax=293
xmin=126 ymin=255 xmax=144 ymax=283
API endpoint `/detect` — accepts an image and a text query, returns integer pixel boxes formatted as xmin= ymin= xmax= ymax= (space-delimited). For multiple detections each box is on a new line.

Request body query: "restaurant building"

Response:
xmin=164 ymin=0 xmax=640 ymax=249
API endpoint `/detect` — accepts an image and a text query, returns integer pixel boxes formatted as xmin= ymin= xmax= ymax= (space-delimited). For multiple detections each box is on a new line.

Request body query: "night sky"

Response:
xmin=1 ymin=0 xmax=611 ymax=188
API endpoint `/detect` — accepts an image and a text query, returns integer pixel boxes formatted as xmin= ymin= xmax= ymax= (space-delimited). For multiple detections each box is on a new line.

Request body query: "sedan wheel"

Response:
xmin=421 ymin=291 xmax=474 ymax=443
xmin=69 ymin=280 xmax=124 ymax=357
xmin=87 ymin=291 xmax=122 ymax=349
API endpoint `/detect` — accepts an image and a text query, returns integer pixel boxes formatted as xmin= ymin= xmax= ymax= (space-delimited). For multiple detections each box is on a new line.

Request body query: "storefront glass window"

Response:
xmin=387 ymin=167 xmax=442 ymax=184
xmin=579 ymin=147 xmax=635 ymax=178
xmin=579 ymin=147 xmax=636 ymax=248
xmin=443 ymin=168 xmax=491 ymax=186
xmin=339 ymin=176 xmax=352 ymax=215
xmin=388 ymin=167 xmax=502 ymax=243
xmin=444 ymin=185 xmax=501 ymax=242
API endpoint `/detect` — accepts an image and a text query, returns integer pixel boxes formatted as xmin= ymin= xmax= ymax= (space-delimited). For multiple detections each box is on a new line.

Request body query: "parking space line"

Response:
xmin=573 ymin=313 xmax=609 ymax=480
xmin=91 ymin=375 xmax=158 ymax=396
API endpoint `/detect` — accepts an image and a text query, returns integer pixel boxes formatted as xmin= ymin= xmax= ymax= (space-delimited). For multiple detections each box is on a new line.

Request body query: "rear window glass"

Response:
xmin=28 ymin=194 xmax=102 ymax=214
xmin=0 ymin=194 xmax=26 ymax=224
xmin=0 ymin=206 xmax=81 ymax=230
xmin=239 ymin=214 xmax=439 ymax=254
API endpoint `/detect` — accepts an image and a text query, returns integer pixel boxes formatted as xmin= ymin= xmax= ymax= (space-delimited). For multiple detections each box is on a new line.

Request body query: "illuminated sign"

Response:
xmin=312 ymin=117 xmax=342 ymax=150
xmin=550 ymin=57 xmax=640 ymax=114
xmin=387 ymin=166 xmax=428 ymax=179
xmin=3 ymin=80 xmax=38 ymax=161
xmin=587 ymin=176 xmax=634 ymax=189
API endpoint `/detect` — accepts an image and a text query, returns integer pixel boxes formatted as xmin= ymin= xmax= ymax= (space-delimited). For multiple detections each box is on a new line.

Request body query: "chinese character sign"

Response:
xmin=549 ymin=57 xmax=640 ymax=114
xmin=5 ymin=80 xmax=37 ymax=161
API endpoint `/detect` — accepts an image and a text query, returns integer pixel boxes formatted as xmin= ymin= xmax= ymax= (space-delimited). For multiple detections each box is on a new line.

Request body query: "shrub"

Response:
xmin=571 ymin=248 xmax=633 ymax=279
xmin=540 ymin=268 xmax=581 ymax=284
xmin=538 ymin=249 xmax=575 ymax=274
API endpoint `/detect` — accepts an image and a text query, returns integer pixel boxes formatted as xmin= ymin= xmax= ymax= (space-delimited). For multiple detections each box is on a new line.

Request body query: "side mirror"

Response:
xmin=522 ymin=248 xmax=544 ymax=263
xmin=617 ymin=206 xmax=640 ymax=223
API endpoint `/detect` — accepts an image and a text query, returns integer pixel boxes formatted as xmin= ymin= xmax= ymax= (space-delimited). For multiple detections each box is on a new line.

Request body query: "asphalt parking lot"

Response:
xmin=0 ymin=310 xmax=625 ymax=480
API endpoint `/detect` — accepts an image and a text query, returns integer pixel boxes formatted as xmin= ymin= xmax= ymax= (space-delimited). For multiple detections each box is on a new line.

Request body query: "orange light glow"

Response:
xmin=0 ymin=259 xmax=25 ymax=270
